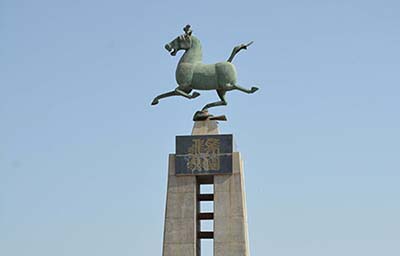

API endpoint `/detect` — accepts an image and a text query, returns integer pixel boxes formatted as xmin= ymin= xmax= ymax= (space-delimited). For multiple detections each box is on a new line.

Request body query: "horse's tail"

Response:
xmin=227 ymin=41 xmax=254 ymax=63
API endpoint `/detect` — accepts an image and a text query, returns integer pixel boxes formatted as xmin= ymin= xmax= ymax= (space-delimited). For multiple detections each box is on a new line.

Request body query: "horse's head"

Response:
xmin=165 ymin=25 xmax=192 ymax=56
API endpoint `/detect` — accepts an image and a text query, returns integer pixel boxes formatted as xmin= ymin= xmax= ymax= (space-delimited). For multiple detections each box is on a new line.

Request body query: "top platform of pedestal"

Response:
xmin=191 ymin=120 xmax=220 ymax=135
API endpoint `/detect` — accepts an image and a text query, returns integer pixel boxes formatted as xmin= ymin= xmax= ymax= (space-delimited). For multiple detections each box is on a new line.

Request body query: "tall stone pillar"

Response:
xmin=162 ymin=120 xmax=250 ymax=256
xmin=214 ymin=153 xmax=250 ymax=255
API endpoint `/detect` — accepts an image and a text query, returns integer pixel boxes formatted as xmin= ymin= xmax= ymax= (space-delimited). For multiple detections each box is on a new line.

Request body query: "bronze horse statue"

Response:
xmin=151 ymin=25 xmax=259 ymax=113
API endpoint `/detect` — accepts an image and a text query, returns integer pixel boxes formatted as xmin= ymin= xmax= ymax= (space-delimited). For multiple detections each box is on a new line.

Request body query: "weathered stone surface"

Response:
xmin=214 ymin=191 xmax=245 ymax=217
xmin=162 ymin=121 xmax=250 ymax=256
xmin=214 ymin=172 xmax=242 ymax=192
xmin=214 ymin=242 xmax=248 ymax=256
xmin=232 ymin=151 xmax=242 ymax=174
xmin=191 ymin=120 xmax=219 ymax=135
xmin=164 ymin=217 xmax=196 ymax=244
xmin=165 ymin=192 xmax=195 ymax=219
xmin=163 ymin=154 xmax=197 ymax=256
xmin=214 ymin=153 xmax=250 ymax=255
xmin=163 ymin=243 xmax=196 ymax=256
xmin=214 ymin=216 xmax=247 ymax=242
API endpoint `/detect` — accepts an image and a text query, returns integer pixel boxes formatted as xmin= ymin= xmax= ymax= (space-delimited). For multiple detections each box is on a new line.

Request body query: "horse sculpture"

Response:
xmin=151 ymin=25 xmax=259 ymax=119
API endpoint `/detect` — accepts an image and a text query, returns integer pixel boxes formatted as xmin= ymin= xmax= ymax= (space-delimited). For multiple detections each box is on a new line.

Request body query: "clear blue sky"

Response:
xmin=1 ymin=0 xmax=399 ymax=255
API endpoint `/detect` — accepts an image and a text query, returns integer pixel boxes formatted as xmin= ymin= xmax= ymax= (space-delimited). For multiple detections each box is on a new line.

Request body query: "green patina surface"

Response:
xmin=151 ymin=25 xmax=259 ymax=117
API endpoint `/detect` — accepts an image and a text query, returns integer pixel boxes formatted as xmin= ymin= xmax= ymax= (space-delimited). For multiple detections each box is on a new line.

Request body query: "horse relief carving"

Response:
xmin=151 ymin=25 xmax=259 ymax=119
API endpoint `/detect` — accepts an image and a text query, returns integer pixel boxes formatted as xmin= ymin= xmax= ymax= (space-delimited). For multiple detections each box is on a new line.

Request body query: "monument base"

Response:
xmin=162 ymin=120 xmax=250 ymax=256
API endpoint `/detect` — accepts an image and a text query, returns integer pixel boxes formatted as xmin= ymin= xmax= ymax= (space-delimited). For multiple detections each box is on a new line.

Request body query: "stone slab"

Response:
xmin=175 ymin=134 xmax=233 ymax=175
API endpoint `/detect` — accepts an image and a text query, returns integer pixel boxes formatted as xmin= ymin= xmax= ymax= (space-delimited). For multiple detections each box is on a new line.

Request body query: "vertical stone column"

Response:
xmin=163 ymin=120 xmax=218 ymax=256
xmin=162 ymin=120 xmax=250 ymax=256
xmin=162 ymin=155 xmax=198 ymax=256
xmin=214 ymin=152 xmax=250 ymax=256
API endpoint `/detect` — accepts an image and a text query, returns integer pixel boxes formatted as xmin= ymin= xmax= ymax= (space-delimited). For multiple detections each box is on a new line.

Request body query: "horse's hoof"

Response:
xmin=193 ymin=110 xmax=210 ymax=121
xmin=251 ymin=87 xmax=259 ymax=93
xmin=151 ymin=99 xmax=159 ymax=105
xmin=191 ymin=92 xmax=200 ymax=98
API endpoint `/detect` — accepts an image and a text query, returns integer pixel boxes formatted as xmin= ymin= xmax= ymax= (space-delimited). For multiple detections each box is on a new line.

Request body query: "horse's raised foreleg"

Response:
xmin=151 ymin=90 xmax=179 ymax=105
xmin=201 ymin=90 xmax=227 ymax=110
xmin=175 ymin=88 xmax=200 ymax=99
xmin=151 ymin=87 xmax=200 ymax=105
xmin=233 ymin=84 xmax=259 ymax=94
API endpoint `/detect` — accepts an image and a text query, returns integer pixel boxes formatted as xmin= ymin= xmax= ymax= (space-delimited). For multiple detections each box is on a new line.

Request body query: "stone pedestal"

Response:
xmin=214 ymin=153 xmax=250 ymax=256
xmin=162 ymin=120 xmax=250 ymax=256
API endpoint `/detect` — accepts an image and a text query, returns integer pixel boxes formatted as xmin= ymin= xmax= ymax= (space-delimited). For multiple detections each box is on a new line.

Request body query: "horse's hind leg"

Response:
xmin=201 ymin=89 xmax=227 ymax=110
xmin=233 ymin=84 xmax=259 ymax=94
